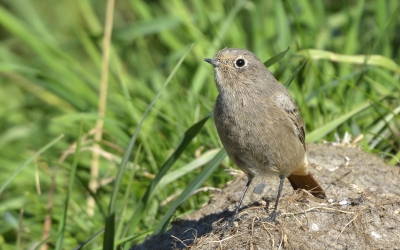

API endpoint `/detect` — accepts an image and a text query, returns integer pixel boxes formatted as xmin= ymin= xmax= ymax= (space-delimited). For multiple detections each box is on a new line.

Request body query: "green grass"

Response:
xmin=0 ymin=0 xmax=399 ymax=249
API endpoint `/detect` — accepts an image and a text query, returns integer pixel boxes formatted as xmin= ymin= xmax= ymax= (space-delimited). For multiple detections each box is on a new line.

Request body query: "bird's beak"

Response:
xmin=204 ymin=58 xmax=219 ymax=67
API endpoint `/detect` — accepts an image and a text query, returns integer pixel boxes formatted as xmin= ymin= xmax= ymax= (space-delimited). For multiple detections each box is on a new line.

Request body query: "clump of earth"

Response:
xmin=132 ymin=143 xmax=400 ymax=250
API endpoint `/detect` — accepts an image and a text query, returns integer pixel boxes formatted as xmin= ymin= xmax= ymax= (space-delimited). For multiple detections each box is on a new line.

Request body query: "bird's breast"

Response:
xmin=214 ymin=93 xmax=305 ymax=176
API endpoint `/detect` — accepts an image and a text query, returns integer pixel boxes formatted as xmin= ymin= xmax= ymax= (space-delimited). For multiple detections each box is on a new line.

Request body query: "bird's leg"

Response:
xmin=264 ymin=174 xmax=285 ymax=222
xmin=221 ymin=174 xmax=253 ymax=239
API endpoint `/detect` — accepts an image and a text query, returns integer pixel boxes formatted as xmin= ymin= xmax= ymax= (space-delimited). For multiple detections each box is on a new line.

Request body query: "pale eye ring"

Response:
xmin=235 ymin=58 xmax=246 ymax=68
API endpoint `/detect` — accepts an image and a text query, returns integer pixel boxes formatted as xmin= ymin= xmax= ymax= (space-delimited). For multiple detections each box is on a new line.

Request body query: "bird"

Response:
xmin=204 ymin=48 xmax=326 ymax=237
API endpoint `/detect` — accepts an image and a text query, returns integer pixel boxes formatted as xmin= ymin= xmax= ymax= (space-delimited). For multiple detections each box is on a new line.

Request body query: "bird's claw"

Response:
xmin=259 ymin=210 xmax=281 ymax=223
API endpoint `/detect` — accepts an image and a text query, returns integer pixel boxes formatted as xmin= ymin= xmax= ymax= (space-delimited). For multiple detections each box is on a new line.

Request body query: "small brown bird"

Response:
xmin=204 ymin=48 xmax=325 ymax=236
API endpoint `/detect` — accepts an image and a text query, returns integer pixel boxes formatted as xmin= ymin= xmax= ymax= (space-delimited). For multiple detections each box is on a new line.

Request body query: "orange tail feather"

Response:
xmin=287 ymin=173 xmax=326 ymax=199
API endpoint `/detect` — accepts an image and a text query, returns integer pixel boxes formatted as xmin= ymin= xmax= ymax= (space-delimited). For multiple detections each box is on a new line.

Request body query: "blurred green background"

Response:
xmin=0 ymin=0 xmax=399 ymax=249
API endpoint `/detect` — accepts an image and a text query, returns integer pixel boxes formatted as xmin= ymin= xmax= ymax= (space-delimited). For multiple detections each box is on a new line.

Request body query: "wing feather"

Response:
xmin=274 ymin=92 xmax=306 ymax=150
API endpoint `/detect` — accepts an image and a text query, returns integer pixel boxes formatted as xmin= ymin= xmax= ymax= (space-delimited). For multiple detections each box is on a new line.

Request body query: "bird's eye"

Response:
xmin=235 ymin=58 xmax=246 ymax=67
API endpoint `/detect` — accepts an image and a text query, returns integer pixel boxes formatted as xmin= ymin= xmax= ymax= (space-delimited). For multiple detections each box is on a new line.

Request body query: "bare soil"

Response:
xmin=131 ymin=143 xmax=400 ymax=250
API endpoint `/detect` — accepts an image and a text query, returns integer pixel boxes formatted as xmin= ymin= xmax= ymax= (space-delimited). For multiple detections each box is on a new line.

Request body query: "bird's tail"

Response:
xmin=287 ymin=173 xmax=326 ymax=199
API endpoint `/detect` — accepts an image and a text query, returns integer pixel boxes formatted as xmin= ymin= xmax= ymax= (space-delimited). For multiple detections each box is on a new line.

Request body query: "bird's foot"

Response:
xmin=259 ymin=210 xmax=281 ymax=223
xmin=221 ymin=216 xmax=234 ymax=239
xmin=221 ymin=214 xmax=248 ymax=239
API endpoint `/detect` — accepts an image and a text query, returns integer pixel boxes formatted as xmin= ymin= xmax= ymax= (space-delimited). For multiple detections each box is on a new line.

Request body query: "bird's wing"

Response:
xmin=274 ymin=92 xmax=306 ymax=151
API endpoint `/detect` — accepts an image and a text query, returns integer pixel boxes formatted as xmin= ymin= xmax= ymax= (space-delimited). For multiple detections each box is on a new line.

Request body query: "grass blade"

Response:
xmin=298 ymin=49 xmax=400 ymax=73
xmin=125 ymin=112 xmax=213 ymax=235
xmin=157 ymin=149 xmax=220 ymax=190
xmin=367 ymin=105 xmax=400 ymax=149
xmin=307 ymin=100 xmax=377 ymax=142
xmin=284 ymin=59 xmax=307 ymax=88
xmin=0 ymin=134 xmax=64 ymax=196
xmin=56 ymin=122 xmax=83 ymax=249
xmin=263 ymin=47 xmax=290 ymax=68
xmin=153 ymin=148 xmax=227 ymax=234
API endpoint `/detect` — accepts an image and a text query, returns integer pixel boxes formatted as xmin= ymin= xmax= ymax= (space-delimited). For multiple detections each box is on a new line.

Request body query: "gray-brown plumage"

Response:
xmin=204 ymin=48 xmax=325 ymax=237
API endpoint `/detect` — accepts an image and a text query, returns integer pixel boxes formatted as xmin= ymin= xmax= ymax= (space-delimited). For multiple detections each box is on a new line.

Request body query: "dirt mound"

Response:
xmin=131 ymin=144 xmax=400 ymax=249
